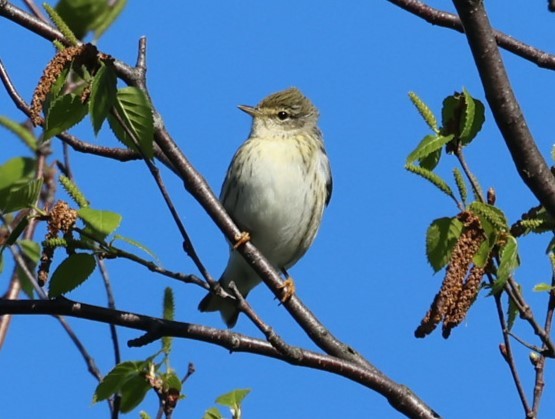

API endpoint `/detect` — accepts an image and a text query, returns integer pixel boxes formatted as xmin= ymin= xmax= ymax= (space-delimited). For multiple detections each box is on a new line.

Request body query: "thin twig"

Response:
xmin=97 ymin=258 xmax=121 ymax=365
xmin=229 ymin=281 xmax=303 ymax=362
xmin=492 ymin=291 xmax=531 ymax=414
xmin=387 ymin=0 xmax=555 ymax=70
xmin=0 ymin=297 xmax=441 ymax=419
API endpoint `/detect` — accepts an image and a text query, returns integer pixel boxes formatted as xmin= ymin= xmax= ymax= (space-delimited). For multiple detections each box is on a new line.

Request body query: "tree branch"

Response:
xmin=387 ymin=0 xmax=555 ymax=70
xmin=449 ymin=0 xmax=555 ymax=219
xmin=0 ymin=297 xmax=439 ymax=419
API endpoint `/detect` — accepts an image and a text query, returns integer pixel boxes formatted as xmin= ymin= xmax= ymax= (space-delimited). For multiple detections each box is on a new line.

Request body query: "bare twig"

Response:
xmin=387 ymin=0 xmax=555 ymax=70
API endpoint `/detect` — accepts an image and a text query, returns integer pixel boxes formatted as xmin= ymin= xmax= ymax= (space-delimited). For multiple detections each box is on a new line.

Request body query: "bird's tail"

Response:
xmin=198 ymin=292 xmax=240 ymax=328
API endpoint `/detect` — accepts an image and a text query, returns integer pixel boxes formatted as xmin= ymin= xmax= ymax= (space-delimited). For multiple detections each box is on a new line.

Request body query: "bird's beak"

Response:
xmin=238 ymin=104 xmax=258 ymax=117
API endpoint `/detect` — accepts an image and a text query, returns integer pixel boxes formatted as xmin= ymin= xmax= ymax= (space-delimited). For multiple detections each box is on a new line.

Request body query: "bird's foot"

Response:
xmin=278 ymin=277 xmax=296 ymax=302
xmin=232 ymin=231 xmax=251 ymax=249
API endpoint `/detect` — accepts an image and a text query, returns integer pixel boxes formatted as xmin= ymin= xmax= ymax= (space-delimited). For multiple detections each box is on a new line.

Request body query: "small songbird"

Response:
xmin=198 ymin=87 xmax=332 ymax=327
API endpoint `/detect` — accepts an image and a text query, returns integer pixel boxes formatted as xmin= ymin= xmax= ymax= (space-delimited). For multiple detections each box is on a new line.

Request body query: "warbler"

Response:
xmin=198 ymin=87 xmax=332 ymax=327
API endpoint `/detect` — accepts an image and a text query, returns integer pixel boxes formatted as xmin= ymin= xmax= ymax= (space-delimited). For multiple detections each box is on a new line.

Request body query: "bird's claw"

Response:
xmin=278 ymin=277 xmax=296 ymax=302
xmin=233 ymin=231 xmax=251 ymax=249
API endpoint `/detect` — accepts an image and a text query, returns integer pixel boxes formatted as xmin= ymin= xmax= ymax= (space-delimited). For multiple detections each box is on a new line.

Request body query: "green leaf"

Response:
xmin=19 ymin=239 xmax=41 ymax=263
xmin=426 ymin=217 xmax=464 ymax=272
xmin=139 ymin=411 xmax=152 ymax=419
xmin=5 ymin=217 xmax=29 ymax=246
xmin=472 ymin=216 xmax=497 ymax=268
xmin=16 ymin=239 xmax=41 ymax=298
xmin=460 ymin=88 xmax=485 ymax=145
xmin=418 ymin=148 xmax=441 ymax=171
xmin=78 ymin=208 xmax=122 ymax=239
xmin=93 ymin=0 xmax=127 ymax=39
xmin=90 ymin=62 xmax=117 ymax=134
xmin=55 ymin=0 xmax=109 ymax=39
xmin=459 ymin=88 xmax=476 ymax=143
xmin=203 ymin=407 xmax=224 ymax=419
xmin=216 ymin=388 xmax=251 ymax=408
xmin=408 ymin=91 xmax=438 ymax=132
xmin=0 ymin=157 xmax=35 ymax=191
xmin=491 ymin=236 xmax=519 ymax=295
xmin=406 ymin=134 xmax=454 ymax=165
xmin=44 ymin=94 xmax=88 ymax=140
xmin=0 ymin=116 xmax=38 ymax=151
xmin=108 ymin=87 xmax=154 ymax=158
xmin=162 ymin=370 xmax=182 ymax=393
xmin=507 ymin=284 xmax=521 ymax=331
xmin=533 ymin=283 xmax=554 ymax=292
xmin=120 ymin=374 xmax=151 ymax=413
xmin=112 ymin=234 xmax=159 ymax=262
xmin=48 ymin=253 xmax=96 ymax=297
xmin=405 ymin=163 xmax=456 ymax=202
xmin=2 ymin=179 xmax=43 ymax=213
xmin=93 ymin=361 xmax=148 ymax=403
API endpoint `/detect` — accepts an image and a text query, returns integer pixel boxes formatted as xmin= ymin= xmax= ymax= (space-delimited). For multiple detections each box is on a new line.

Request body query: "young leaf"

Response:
xmin=408 ymin=91 xmax=438 ymax=132
xmin=5 ymin=217 xmax=29 ymax=246
xmin=112 ymin=234 xmax=159 ymax=262
xmin=0 ymin=116 xmax=38 ymax=151
xmin=507 ymin=284 xmax=521 ymax=331
xmin=78 ymin=208 xmax=122 ymax=239
xmin=44 ymin=94 xmax=88 ymax=140
xmin=93 ymin=0 xmax=128 ymax=39
xmin=0 ymin=157 xmax=35 ymax=191
xmin=426 ymin=217 xmax=464 ymax=272
xmin=418 ymin=148 xmax=442 ymax=171
xmin=2 ymin=179 xmax=43 ymax=213
xmin=406 ymin=134 xmax=454 ymax=165
xmin=216 ymin=388 xmax=251 ymax=408
xmin=459 ymin=88 xmax=476 ymax=143
xmin=460 ymin=88 xmax=485 ymax=145
xmin=533 ymin=283 xmax=554 ymax=292
xmin=405 ymin=164 xmax=457 ymax=203
xmin=90 ymin=62 xmax=117 ymax=134
xmin=94 ymin=361 xmax=149 ymax=404
xmin=203 ymin=407 xmax=224 ymax=419
xmin=119 ymin=374 xmax=151 ymax=413
xmin=16 ymin=239 xmax=41 ymax=298
xmin=55 ymin=0 xmax=108 ymax=40
xmin=108 ymin=87 xmax=154 ymax=158
xmin=472 ymin=215 xmax=496 ymax=268
xmin=491 ymin=236 xmax=519 ymax=295
xmin=48 ymin=253 xmax=96 ymax=297
xmin=162 ymin=370 xmax=182 ymax=393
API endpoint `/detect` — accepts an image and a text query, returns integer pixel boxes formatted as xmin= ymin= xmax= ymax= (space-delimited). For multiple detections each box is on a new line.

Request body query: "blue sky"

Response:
xmin=2 ymin=1 xmax=555 ymax=418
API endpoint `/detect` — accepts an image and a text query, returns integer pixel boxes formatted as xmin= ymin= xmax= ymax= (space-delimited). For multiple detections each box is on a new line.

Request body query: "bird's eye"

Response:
xmin=277 ymin=111 xmax=289 ymax=120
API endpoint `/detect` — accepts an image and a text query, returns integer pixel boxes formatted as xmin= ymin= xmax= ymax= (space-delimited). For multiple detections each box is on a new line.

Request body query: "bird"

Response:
xmin=198 ymin=87 xmax=332 ymax=327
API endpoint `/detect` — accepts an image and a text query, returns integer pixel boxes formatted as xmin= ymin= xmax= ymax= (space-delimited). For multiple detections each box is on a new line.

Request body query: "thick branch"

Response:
xmin=450 ymin=0 xmax=555 ymax=218
xmin=0 ymin=297 xmax=439 ymax=419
